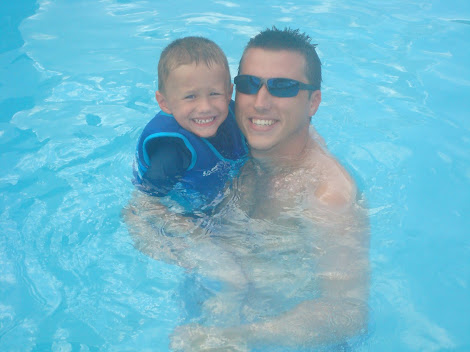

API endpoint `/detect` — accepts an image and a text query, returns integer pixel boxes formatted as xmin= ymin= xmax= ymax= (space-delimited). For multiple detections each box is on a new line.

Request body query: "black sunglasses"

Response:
xmin=234 ymin=74 xmax=319 ymax=98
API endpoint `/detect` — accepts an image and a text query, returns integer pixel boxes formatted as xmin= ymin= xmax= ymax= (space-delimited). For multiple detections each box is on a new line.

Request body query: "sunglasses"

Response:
xmin=234 ymin=74 xmax=319 ymax=98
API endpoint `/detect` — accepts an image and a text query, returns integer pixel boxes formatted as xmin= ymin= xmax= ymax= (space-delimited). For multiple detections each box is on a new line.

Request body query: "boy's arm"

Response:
xmin=125 ymin=137 xmax=196 ymax=265
xmin=140 ymin=137 xmax=192 ymax=195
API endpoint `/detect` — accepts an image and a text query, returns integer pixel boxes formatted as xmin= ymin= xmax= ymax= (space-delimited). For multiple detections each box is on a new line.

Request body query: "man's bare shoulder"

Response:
xmin=308 ymin=140 xmax=357 ymax=209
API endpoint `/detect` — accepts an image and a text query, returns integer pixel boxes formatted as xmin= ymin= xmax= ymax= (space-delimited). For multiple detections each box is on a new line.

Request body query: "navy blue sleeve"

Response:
xmin=142 ymin=137 xmax=192 ymax=195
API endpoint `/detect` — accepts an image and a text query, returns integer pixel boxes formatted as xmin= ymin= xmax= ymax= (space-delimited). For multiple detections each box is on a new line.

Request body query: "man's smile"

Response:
xmin=251 ymin=118 xmax=276 ymax=126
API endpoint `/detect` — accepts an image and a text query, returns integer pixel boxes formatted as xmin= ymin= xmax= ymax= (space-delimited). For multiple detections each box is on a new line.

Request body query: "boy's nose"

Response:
xmin=198 ymin=96 xmax=212 ymax=112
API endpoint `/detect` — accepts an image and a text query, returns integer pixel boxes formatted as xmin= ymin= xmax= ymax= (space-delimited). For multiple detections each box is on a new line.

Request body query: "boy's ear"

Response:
xmin=155 ymin=91 xmax=172 ymax=114
xmin=228 ymin=83 xmax=234 ymax=99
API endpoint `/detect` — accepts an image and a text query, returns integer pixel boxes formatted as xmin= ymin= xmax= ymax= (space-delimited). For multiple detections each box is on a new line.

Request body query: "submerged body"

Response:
xmin=168 ymin=129 xmax=370 ymax=351
xmin=125 ymin=129 xmax=369 ymax=351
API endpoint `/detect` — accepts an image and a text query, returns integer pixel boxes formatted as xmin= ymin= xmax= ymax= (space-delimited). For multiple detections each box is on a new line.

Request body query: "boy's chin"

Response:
xmin=193 ymin=130 xmax=217 ymax=138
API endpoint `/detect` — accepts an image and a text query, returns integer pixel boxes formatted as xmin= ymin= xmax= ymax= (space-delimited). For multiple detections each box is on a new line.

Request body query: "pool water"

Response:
xmin=1 ymin=0 xmax=469 ymax=351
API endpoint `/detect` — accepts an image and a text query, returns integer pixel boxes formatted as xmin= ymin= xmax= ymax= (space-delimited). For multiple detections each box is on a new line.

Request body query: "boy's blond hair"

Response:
xmin=158 ymin=37 xmax=231 ymax=93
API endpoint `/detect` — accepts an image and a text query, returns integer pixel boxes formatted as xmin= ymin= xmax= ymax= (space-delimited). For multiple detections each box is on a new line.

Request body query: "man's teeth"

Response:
xmin=194 ymin=117 xmax=215 ymax=124
xmin=252 ymin=118 xmax=275 ymax=126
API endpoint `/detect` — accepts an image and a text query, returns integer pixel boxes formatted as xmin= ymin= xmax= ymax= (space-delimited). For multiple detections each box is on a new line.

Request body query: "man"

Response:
xmin=127 ymin=27 xmax=370 ymax=351
xmin=234 ymin=27 xmax=356 ymax=209
xmin=167 ymin=27 xmax=370 ymax=351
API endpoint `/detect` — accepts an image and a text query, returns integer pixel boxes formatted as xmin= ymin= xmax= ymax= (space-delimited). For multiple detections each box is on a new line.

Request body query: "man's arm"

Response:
xmin=240 ymin=155 xmax=370 ymax=348
xmin=245 ymin=204 xmax=370 ymax=348
xmin=123 ymin=191 xmax=201 ymax=265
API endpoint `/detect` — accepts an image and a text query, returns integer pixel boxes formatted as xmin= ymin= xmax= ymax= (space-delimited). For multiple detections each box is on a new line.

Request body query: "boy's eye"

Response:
xmin=210 ymin=92 xmax=221 ymax=96
xmin=184 ymin=94 xmax=195 ymax=100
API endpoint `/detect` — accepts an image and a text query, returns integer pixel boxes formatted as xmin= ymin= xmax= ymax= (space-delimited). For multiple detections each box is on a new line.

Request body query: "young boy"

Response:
xmin=134 ymin=37 xmax=247 ymax=211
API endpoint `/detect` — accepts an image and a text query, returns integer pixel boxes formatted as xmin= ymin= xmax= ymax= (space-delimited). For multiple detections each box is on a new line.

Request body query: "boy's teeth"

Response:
xmin=252 ymin=118 xmax=275 ymax=126
xmin=194 ymin=117 xmax=215 ymax=124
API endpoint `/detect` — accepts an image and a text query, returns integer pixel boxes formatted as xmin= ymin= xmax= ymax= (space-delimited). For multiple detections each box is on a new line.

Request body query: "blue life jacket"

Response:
xmin=134 ymin=101 xmax=247 ymax=210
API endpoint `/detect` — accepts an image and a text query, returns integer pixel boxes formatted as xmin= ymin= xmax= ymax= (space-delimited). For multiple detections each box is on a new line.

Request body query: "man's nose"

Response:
xmin=254 ymin=84 xmax=272 ymax=111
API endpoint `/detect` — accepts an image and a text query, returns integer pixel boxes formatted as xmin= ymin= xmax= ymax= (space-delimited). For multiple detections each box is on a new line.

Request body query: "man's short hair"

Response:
xmin=158 ymin=36 xmax=231 ymax=93
xmin=239 ymin=27 xmax=321 ymax=89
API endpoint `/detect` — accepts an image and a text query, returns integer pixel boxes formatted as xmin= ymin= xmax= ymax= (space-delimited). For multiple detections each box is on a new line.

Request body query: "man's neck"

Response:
xmin=250 ymin=132 xmax=314 ymax=172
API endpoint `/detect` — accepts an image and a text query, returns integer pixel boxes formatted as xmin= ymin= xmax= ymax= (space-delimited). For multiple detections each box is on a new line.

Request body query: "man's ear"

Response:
xmin=155 ymin=91 xmax=172 ymax=114
xmin=308 ymin=90 xmax=322 ymax=117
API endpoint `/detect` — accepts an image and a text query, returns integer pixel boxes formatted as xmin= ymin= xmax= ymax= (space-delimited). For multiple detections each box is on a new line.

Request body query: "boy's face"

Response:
xmin=156 ymin=63 xmax=233 ymax=138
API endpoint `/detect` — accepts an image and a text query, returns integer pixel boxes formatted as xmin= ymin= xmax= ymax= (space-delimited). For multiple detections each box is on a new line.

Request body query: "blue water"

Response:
xmin=1 ymin=0 xmax=469 ymax=351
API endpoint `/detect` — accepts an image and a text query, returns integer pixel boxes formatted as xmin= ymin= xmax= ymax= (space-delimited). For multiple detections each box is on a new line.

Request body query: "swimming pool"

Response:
xmin=1 ymin=0 xmax=469 ymax=350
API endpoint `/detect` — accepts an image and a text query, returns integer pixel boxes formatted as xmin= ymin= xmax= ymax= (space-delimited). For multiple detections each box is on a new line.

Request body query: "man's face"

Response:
xmin=235 ymin=48 xmax=321 ymax=159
